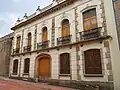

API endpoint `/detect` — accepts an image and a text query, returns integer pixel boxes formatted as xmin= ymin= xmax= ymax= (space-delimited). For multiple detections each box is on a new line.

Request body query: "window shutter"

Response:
xmin=24 ymin=58 xmax=30 ymax=73
xmin=84 ymin=19 xmax=91 ymax=31
xmin=62 ymin=19 xmax=70 ymax=37
xmin=93 ymin=49 xmax=102 ymax=74
xmin=28 ymin=33 xmax=32 ymax=46
xmin=42 ymin=27 xmax=48 ymax=41
xmin=83 ymin=8 xmax=97 ymax=31
xmin=13 ymin=60 xmax=18 ymax=74
xmin=16 ymin=36 xmax=21 ymax=49
xmin=60 ymin=53 xmax=70 ymax=74
xmin=91 ymin=16 xmax=97 ymax=29
xmin=84 ymin=49 xmax=102 ymax=74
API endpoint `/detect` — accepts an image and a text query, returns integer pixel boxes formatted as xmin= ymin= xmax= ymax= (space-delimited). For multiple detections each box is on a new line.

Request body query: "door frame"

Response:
xmin=34 ymin=54 xmax=51 ymax=80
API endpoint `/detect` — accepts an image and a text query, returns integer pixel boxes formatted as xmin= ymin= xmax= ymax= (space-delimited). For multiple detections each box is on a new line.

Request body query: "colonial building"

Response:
xmin=0 ymin=33 xmax=13 ymax=77
xmin=9 ymin=0 xmax=117 ymax=89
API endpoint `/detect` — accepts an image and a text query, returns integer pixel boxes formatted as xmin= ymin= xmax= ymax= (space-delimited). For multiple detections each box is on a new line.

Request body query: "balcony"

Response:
xmin=37 ymin=40 xmax=49 ymax=50
xmin=79 ymin=27 xmax=102 ymax=41
xmin=23 ymin=45 xmax=31 ymax=52
xmin=13 ymin=48 xmax=20 ymax=54
xmin=57 ymin=35 xmax=72 ymax=45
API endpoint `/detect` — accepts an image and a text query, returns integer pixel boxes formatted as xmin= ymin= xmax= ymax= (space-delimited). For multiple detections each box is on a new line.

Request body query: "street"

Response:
xmin=0 ymin=78 xmax=76 ymax=90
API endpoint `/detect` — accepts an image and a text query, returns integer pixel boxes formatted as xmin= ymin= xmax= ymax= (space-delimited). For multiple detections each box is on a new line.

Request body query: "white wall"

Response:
xmin=10 ymin=0 xmax=110 ymax=82
xmin=103 ymin=0 xmax=120 ymax=90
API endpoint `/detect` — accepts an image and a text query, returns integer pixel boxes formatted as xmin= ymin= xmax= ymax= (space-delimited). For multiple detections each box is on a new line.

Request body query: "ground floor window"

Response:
xmin=60 ymin=53 xmax=70 ymax=74
xmin=24 ymin=58 xmax=30 ymax=74
xmin=13 ymin=59 xmax=18 ymax=75
xmin=84 ymin=49 xmax=102 ymax=75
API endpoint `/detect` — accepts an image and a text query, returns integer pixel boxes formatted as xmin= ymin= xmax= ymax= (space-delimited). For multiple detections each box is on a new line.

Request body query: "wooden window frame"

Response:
xmin=59 ymin=53 xmax=71 ymax=75
xmin=13 ymin=59 xmax=18 ymax=75
xmin=83 ymin=8 xmax=98 ymax=31
xmin=24 ymin=58 xmax=30 ymax=74
xmin=27 ymin=32 xmax=32 ymax=46
xmin=83 ymin=49 xmax=103 ymax=77
xmin=42 ymin=27 xmax=48 ymax=42
xmin=16 ymin=36 xmax=21 ymax=49
xmin=61 ymin=19 xmax=70 ymax=37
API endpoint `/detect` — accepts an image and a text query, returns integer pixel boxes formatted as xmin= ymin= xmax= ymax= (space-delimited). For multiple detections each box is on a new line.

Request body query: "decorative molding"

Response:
xmin=75 ymin=6 xmax=81 ymax=80
xmin=80 ymin=5 xmax=97 ymax=13
xmin=11 ymin=0 xmax=78 ymax=30
xmin=11 ymin=35 xmax=110 ymax=56
xmin=34 ymin=25 xmax=37 ymax=50
xmin=51 ymin=17 xmax=55 ymax=47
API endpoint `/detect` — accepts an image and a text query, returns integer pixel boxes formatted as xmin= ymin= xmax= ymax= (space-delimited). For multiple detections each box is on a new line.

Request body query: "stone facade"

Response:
xmin=10 ymin=0 xmax=114 ymax=89
xmin=0 ymin=33 xmax=13 ymax=77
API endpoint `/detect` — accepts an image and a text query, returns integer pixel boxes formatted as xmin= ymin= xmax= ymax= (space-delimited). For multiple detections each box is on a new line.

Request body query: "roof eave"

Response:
xmin=11 ymin=0 xmax=77 ymax=30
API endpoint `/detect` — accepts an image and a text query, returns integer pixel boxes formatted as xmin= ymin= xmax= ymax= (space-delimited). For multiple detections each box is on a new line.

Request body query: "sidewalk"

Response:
xmin=0 ymin=76 xmax=77 ymax=90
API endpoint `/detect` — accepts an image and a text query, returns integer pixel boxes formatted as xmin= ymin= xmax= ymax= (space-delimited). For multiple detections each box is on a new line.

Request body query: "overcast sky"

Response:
xmin=0 ymin=0 xmax=52 ymax=37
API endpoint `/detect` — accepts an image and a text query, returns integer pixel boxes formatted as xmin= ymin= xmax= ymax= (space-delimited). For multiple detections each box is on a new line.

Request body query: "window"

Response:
xmin=60 ymin=53 xmax=70 ymax=74
xmin=13 ymin=59 xmax=18 ymax=75
xmin=62 ymin=19 xmax=70 ymax=37
xmin=42 ymin=27 xmax=48 ymax=41
xmin=16 ymin=36 xmax=21 ymax=49
xmin=83 ymin=8 xmax=97 ymax=31
xmin=24 ymin=58 xmax=30 ymax=74
xmin=84 ymin=49 xmax=102 ymax=75
xmin=27 ymin=33 xmax=32 ymax=46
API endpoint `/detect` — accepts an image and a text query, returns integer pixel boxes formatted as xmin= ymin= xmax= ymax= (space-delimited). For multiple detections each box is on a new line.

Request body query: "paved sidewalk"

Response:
xmin=0 ymin=77 xmax=77 ymax=90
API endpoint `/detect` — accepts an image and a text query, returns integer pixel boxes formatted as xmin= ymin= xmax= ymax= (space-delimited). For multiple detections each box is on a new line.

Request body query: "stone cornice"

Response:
xmin=11 ymin=35 xmax=111 ymax=57
xmin=11 ymin=0 xmax=78 ymax=30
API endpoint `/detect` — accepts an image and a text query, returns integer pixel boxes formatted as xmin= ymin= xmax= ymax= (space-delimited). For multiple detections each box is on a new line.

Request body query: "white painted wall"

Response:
xmin=12 ymin=0 xmax=103 ymax=51
xmin=10 ymin=0 xmax=111 ymax=82
xmin=80 ymin=42 xmax=109 ymax=81
xmin=103 ymin=0 xmax=120 ymax=90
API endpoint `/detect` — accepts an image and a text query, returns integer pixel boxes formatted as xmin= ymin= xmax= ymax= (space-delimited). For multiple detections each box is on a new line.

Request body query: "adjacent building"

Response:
xmin=0 ymin=33 xmax=13 ymax=77
xmin=9 ymin=0 xmax=120 ymax=89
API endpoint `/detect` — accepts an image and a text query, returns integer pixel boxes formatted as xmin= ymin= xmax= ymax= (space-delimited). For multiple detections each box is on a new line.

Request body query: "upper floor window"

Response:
xmin=60 ymin=53 xmax=70 ymax=74
xmin=24 ymin=58 xmax=30 ymax=74
xmin=13 ymin=59 xmax=18 ymax=75
xmin=27 ymin=32 xmax=32 ymax=46
xmin=83 ymin=8 xmax=97 ymax=31
xmin=62 ymin=19 xmax=70 ymax=37
xmin=84 ymin=49 xmax=102 ymax=75
xmin=57 ymin=19 xmax=71 ymax=45
xmin=16 ymin=36 xmax=21 ymax=49
xmin=42 ymin=27 xmax=48 ymax=41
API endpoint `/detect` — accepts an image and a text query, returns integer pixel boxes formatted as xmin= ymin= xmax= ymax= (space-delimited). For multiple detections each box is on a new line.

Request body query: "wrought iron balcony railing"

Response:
xmin=57 ymin=35 xmax=72 ymax=45
xmin=23 ymin=45 xmax=31 ymax=52
xmin=37 ymin=40 xmax=49 ymax=50
xmin=13 ymin=48 xmax=20 ymax=54
xmin=79 ymin=27 xmax=102 ymax=41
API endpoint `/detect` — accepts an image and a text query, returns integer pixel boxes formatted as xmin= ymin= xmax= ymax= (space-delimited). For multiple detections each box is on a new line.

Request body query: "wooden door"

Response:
xmin=39 ymin=57 xmax=50 ymax=77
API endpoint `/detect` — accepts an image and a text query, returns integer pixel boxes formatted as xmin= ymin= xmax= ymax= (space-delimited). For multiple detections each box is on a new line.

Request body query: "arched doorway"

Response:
xmin=37 ymin=54 xmax=51 ymax=80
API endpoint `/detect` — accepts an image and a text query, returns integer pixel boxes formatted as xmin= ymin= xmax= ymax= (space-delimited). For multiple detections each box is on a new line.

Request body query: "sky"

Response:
xmin=0 ymin=0 xmax=52 ymax=37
